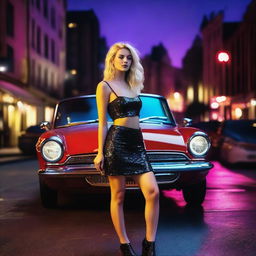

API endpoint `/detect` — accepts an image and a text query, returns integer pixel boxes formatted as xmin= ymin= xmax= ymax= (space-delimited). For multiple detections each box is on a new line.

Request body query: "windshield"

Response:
xmin=223 ymin=120 xmax=256 ymax=143
xmin=54 ymin=95 xmax=176 ymax=128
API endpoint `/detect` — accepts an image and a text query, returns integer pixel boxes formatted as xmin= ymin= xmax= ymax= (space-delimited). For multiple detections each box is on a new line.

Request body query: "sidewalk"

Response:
xmin=0 ymin=147 xmax=35 ymax=165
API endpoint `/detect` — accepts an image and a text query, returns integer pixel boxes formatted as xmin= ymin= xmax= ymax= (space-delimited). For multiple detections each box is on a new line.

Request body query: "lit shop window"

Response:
xmin=17 ymin=101 xmax=25 ymax=111
xmin=45 ymin=106 xmax=54 ymax=122
xmin=198 ymin=83 xmax=204 ymax=103
xmin=187 ymin=86 xmax=194 ymax=103
xmin=3 ymin=94 xmax=14 ymax=103
xmin=26 ymin=104 xmax=37 ymax=127
xmin=235 ymin=108 xmax=243 ymax=119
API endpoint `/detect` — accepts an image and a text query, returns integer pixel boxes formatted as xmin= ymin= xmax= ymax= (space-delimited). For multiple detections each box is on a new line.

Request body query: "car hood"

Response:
xmin=47 ymin=123 xmax=193 ymax=155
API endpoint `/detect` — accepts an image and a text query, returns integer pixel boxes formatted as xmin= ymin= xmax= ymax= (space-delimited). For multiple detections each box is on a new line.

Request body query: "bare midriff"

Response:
xmin=113 ymin=116 xmax=140 ymax=129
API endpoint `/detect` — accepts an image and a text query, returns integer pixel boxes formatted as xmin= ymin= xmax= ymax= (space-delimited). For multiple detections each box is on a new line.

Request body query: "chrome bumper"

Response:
xmin=151 ymin=161 xmax=213 ymax=172
xmin=38 ymin=161 xmax=213 ymax=187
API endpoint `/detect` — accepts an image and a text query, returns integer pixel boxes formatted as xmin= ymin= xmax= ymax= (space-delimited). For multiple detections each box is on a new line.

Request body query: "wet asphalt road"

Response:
xmin=0 ymin=160 xmax=256 ymax=256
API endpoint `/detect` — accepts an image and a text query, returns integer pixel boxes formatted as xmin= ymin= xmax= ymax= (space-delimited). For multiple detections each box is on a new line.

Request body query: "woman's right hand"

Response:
xmin=94 ymin=153 xmax=105 ymax=176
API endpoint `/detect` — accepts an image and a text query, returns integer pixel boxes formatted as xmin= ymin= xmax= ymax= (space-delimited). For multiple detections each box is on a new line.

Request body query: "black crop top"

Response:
xmin=104 ymin=81 xmax=142 ymax=121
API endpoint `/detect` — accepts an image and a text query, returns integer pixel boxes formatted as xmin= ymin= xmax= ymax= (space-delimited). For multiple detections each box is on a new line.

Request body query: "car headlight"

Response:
xmin=188 ymin=132 xmax=211 ymax=157
xmin=41 ymin=136 xmax=64 ymax=162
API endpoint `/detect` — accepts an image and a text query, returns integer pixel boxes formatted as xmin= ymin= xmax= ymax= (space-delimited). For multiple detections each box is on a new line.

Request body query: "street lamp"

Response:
xmin=0 ymin=58 xmax=9 ymax=72
xmin=215 ymin=50 xmax=231 ymax=120
xmin=0 ymin=66 xmax=8 ymax=72
xmin=217 ymin=51 xmax=230 ymax=63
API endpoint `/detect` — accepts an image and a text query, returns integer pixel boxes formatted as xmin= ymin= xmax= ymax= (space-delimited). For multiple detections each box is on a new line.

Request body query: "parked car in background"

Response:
xmin=36 ymin=94 xmax=213 ymax=208
xmin=18 ymin=125 xmax=45 ymax=155
xmin=189 ymin=121 xmax=221 ymax=159
xmin=215 ymin=119 xmax=256 ymax=165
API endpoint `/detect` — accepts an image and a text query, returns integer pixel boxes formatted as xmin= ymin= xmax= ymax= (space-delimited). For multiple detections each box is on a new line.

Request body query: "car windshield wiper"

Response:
xmin=140 ymin=116 xmax=172 ymax=124
xmin=57 ymin=119 xmax=98 ymax=128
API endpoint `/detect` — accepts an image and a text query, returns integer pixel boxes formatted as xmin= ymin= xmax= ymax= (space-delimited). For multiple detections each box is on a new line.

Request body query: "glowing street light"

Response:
xmin=216 ymin=96 xmax=227 ymax=103
xmin=0 ymin=59 xmax=9 ymax=72
xmin=211 ymin=102 xmax=219 ymax=109
xmin=70 ymin=69 xmax=77 ymax=75
xmin=68 ymin=23 xmax=77 ymax=28
xmin=217 ymin=51 xmax=230 ymax=63
xmin=0 ymin=66 xmax=8 ymax=72
xmin=173 ymin=92 xmax=181 ymax=99
xmin=235 ymin=108 xmax=243 ymax=119
xmin=251 ymin=99 xmax=256 ymax=106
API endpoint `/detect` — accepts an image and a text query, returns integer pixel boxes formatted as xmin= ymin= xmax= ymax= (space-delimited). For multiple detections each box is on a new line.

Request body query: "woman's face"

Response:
xmin=113 ymin=48 xmax=133 ymax=72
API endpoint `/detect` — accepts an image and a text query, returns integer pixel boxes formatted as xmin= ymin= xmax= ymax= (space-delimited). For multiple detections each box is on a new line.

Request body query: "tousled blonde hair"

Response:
xmin=103 ymin=42 xmax=144 ymax=93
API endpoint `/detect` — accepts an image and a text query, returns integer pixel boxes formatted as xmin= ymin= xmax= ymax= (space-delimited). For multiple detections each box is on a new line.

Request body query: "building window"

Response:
xmin=36 ymin=0 xmax=40 ymax=10
xmin=50 ymin=7 xmax=56 ymax=29
xmin=37 ymin=64 xmax=41 ymax=87
xmin=51 ymin=72 xmax=55 ymax=89
xmin=58 ymin=16 xmax=63 ymax=38
xmin=43 ymin=0 xmax=48 ymax=18
xmin=30 ymin=59 xmax=35 ymax=84
xmin=36 ymin=26 xmax=41 ymax=54
xmin=31 ymin=19 xmax=35 ymax=49
xmin=68 ymin=23 xmax=77 ymax=29
xmin=7 ymin=45 xmax=14 ymax=72
xmin=51 ymin=39 xmax=55 ymax=63
xmin=44 ymin=34 xmax=49 ymax=59
xmin=44 ymin=68 xmax=48 ymax=88
xmin=6 ymin=2 xmax=14 ymax=37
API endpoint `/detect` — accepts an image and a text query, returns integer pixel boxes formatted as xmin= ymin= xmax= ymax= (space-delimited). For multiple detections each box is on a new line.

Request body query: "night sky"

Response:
xmin=68 ymin=0 xmax=251 ymax=67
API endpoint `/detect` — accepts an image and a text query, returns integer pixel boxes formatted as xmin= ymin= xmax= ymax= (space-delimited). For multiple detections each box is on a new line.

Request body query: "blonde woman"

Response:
xmin=94 ymin=42 xmax=159 ymax=256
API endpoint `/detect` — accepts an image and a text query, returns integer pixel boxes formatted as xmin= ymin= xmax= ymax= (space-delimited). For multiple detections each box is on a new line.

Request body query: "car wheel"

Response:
xmin=39 ymin=179 xmax=58 ymax=208
xmin=182 ymin=179 xmax=206 ymax=205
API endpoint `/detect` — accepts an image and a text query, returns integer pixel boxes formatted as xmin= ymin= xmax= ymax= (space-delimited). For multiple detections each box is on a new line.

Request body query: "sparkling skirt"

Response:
xmin=103 ymin=125 xmax=153 ymax=176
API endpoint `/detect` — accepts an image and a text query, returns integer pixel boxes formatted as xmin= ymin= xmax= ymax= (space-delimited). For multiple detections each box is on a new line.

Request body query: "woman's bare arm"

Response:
xmin=96 ymin=81 xmax=110 ymax=156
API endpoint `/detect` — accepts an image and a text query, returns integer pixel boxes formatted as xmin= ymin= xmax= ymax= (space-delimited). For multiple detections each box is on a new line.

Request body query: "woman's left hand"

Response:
xmin=93 ymin=153 xmax=105 ymax=176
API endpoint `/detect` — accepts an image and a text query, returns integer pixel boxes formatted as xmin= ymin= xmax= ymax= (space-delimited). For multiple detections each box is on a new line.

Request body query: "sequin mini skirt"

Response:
xmin=103 ymin=125 xmax=153 ymax=176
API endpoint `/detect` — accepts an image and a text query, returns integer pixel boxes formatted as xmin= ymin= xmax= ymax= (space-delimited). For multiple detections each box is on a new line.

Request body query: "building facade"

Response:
xmin=65 ymin=10 xmax=103 ymax=97
xmin=142 ymin=43 xmax=185 ymax=123
xmin=29 ymin=0 xmax=66 ymax=99
xmin=201 ymin=0 xmax=256 ymax=121
xmin=0 ymin=0 xmax=66 ymax=147
xmin=142 ymin=44 xmax=175 ymax=96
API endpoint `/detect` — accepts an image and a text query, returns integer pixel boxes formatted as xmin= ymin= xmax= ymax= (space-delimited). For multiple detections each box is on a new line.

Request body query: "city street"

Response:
xmin=1 ymin=1 xmax=255 ymax=256
xmin=1 ymin=160 xmax=256 ymax=256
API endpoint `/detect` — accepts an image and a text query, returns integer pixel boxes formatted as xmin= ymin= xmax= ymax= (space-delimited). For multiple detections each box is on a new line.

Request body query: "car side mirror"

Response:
xmin=40 ymin=121 xmax=51 ymax=131
xmin=183 ymin=118 xmax=192 ymax=127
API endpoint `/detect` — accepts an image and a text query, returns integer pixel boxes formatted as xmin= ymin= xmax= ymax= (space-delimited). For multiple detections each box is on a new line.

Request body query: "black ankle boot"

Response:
xmin=120 ymin=243 xmax=137 ymax=256
xmin=142 ymin=238 xmax=156 ymax=256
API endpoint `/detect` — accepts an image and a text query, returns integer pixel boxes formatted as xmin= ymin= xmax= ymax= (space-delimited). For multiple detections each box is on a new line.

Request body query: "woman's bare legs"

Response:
xmin=108 ymin=175 xmax=130 ymax=244
xmin=133 ymin=172 xmax=159 ymax=241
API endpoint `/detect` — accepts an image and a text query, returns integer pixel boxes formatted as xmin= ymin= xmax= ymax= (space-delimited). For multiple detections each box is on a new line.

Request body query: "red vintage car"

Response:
xmin=36 ymin=94 xmax=213 ymax=208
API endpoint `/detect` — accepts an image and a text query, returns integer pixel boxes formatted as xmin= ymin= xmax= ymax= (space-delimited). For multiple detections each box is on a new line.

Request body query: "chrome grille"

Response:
xmin=65 ymin=154 xmax=96 ymax=165
xmin=85 ymin=175 xmax=137 ymax=187
xmin=147 ymin=152 xmax=189 ymax=162
xmin=85 ymin=173 xmax=179 ymax=187
xmin=65 ymin=152 xmax=188 ymax=165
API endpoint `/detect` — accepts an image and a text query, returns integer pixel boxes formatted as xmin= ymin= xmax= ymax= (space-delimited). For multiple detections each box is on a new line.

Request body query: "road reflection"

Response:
xmin=163 ymin=161 xmax=256 ymax=212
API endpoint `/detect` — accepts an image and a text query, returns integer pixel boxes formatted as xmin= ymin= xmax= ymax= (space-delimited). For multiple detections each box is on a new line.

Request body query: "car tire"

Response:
xmin=39 ymin=179 xmax=58 ymax=208
xmin=182 ymin=179 xmax=206 ymax=205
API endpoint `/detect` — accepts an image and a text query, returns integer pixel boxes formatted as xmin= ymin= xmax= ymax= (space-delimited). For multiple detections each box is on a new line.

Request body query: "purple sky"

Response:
xmin=68 ymin=0 xmax=252 ymax=67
